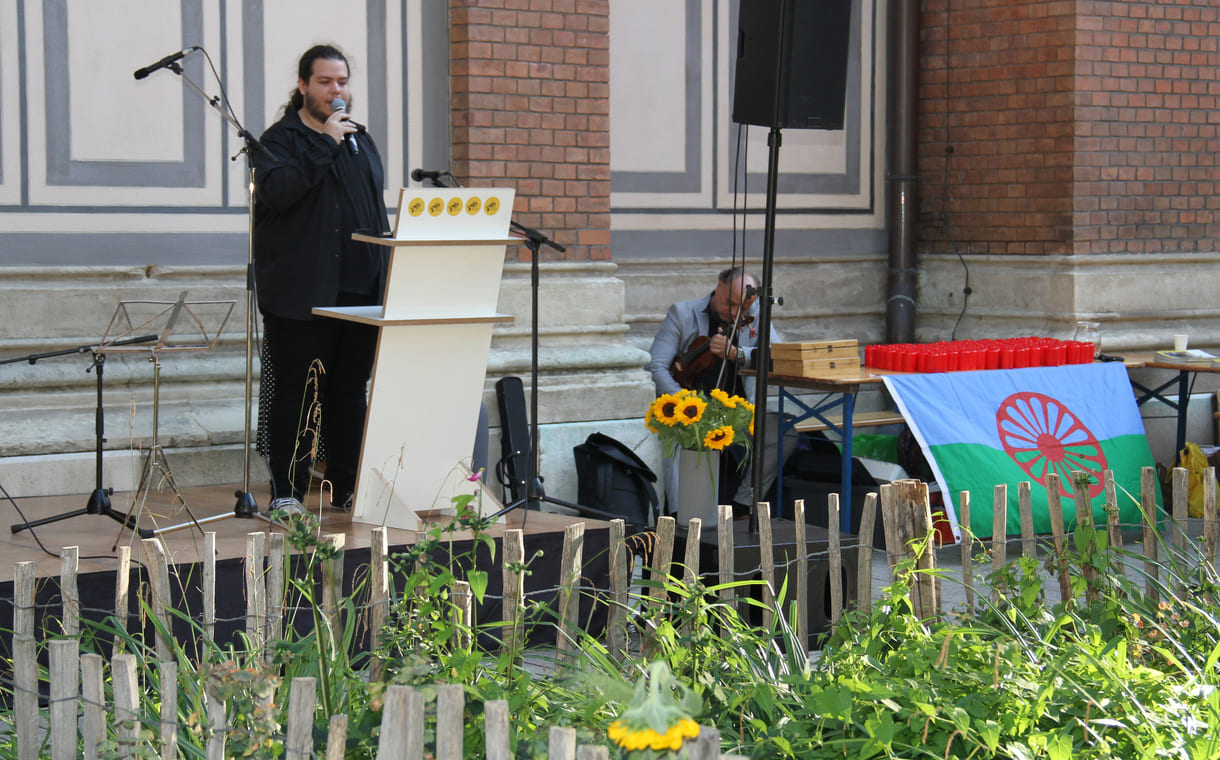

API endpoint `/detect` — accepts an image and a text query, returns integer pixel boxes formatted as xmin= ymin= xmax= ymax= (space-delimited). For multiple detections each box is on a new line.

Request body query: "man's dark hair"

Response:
xmin=287 ymin=44 xmax=349 ymax=113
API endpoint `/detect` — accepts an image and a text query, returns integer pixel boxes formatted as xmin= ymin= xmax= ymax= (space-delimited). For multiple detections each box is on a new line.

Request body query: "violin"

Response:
xmin=669 ymin=315 xmax=755 ymax=390
xmin=669 ymin=336 xmax=716 ymax=390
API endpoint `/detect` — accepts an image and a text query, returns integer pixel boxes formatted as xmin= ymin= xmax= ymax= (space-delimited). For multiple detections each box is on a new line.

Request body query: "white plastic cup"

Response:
xmin=1174 ymin=334 xmax=1189 ymax=351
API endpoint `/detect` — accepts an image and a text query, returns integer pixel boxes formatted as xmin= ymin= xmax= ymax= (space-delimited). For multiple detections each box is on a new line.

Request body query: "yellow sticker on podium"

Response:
xmin=447 ymin=197 xmax=463 ymax=216
xmin=484 ymin=197 xmax=500 ymax=215
xmin=407 ymin=197 xmax=426 ymax=217
xmin=427 ymin=197 xmax=444 ymax=216
xmin=465 ymin=196 xmax=482 ymax=215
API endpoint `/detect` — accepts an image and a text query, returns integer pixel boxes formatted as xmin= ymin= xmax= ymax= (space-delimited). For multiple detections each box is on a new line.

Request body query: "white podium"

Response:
xmin=313 ymin=188 xmax=517 ymax=530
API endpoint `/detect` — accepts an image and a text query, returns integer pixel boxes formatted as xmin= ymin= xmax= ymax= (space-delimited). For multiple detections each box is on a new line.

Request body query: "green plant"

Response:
xmin=6 ymin=475 xmax=1220 ymax=759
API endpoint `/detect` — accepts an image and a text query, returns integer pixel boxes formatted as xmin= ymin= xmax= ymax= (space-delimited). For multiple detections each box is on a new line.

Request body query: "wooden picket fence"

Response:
xmin=6 ymin=464 xmax=1217 ymax=758
xmin=873 ymin=466 xmax=1220 ymax=620
xmin=32 ymin=649 xmax=734 ymax=760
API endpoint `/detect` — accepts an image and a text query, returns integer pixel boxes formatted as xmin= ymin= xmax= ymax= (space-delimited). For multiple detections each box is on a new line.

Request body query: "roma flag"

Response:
xmin=883 ymin=363 xmax=1157 ymax=539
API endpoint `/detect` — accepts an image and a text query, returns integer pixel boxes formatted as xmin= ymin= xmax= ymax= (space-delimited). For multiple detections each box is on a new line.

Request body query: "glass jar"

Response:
xmin=1073 ymin=321 xmax=1101 ymax=359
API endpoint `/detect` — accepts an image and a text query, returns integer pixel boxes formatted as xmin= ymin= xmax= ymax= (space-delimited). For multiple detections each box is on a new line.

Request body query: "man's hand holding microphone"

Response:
xmin=328 ymin=98 xmax=361 ymax=153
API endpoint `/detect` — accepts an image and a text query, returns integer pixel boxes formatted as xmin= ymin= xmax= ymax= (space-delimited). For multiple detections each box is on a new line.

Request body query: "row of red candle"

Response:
xmin=865 ymin=339 xmax=1096 ymax=373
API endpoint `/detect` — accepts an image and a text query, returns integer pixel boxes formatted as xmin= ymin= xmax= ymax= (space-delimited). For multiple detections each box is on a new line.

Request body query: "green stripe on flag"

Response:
xmin=930 ymin=434 xmax=1158 ymax=538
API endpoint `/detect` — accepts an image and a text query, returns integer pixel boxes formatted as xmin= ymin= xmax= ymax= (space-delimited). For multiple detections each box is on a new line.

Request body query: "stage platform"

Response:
xmin=0 ymin=483 xmax=605 ymax=581
xmin=0 ymin=483 xmax=615 ymax=651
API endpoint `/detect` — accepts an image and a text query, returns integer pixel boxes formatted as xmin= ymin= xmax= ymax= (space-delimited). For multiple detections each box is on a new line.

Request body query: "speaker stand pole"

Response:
xmin=748 ymin=126 xmax=782 ymax=537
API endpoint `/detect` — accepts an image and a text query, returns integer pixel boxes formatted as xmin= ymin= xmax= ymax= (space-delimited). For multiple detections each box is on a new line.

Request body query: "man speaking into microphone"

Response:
xmin=252 ymin=44 xmax=390 ymax=514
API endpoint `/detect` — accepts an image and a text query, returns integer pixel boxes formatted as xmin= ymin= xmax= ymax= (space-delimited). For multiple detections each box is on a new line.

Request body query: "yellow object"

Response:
xmin=646 ymin=389 xmax=753 ymax=455
xmin=1178 ymin=442 xmax=1212 ymax=518
xmin=608 ymin=718 xmax=700 ymax=752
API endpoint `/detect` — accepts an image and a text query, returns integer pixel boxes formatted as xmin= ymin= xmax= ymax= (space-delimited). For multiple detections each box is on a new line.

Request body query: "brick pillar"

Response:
xmin=450 ymin=0 xmax=611 ymax=262
xmin=919 ymin=0 xmax=1220 ymax=256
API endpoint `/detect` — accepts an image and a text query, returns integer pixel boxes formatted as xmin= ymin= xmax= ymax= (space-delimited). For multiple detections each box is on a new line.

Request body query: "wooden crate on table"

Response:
xmin=771 ymin=340 xmax=860 ymax=379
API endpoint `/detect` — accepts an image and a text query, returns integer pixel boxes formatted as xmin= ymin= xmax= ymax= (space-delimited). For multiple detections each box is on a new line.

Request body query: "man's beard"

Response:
xmin=303 ymin=91 xmax=354 ymax=125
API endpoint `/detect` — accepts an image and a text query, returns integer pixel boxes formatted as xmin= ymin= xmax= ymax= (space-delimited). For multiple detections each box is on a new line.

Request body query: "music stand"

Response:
xmin=98 ymin=291 xmax=238 ymax=545
xmin=6 ymin=333 xmax=160 ymax=538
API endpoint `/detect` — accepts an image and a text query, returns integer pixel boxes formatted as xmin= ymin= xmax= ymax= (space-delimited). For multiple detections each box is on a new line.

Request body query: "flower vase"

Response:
xmin=676 ymin=448 xmax=720 ymax=526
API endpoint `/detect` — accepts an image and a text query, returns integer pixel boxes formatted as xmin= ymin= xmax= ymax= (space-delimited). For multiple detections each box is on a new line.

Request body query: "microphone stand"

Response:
xmin=490 ymin=221 xmax=619 ymax=522
xmin=161 ymin=58 xmax=275 ymax=521
xmin=413 ymin=172 xmax=617 ymax=522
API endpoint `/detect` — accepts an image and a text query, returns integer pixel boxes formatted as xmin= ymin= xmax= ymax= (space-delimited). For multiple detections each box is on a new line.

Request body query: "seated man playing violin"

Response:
xmin=645 ymin=266 xmax=791 ymax=513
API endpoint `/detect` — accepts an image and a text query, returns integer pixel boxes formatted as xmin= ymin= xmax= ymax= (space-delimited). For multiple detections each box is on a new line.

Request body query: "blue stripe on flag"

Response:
xmin=881 ymin=363 xmax=1144 ymax=449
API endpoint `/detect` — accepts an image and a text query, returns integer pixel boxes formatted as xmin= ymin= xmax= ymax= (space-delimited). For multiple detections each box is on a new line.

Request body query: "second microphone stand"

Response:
xmin=490 ymin=221 xmax=617 ymax=521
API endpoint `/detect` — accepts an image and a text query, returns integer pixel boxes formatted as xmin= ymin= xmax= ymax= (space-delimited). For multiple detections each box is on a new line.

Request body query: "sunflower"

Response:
xmin=608 ymin=718 xmax=700 ymax=752
xmin=646 ymin=389 xmax=751 ymax=454
xmin=704 ymin=425 xmax=734 ymax=450
xmin=652 ymin=394 xmax=681 ymax=426
xmin=675 ymin=395 xmax=707 ymax=426
xmin=644 ymin=405 xmax=662 ymax=434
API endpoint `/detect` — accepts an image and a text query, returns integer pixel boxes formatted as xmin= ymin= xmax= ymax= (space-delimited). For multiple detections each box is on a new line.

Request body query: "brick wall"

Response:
xmin=450 ymin=0 xmax=611 ymax=261
xmin=918 ymin=0 xmax=1077 ymax=255
xmin=1072 ymin=0 xmax=1220 ymax=254
xmin=918 ymin=0 xmax=1220 ymax=256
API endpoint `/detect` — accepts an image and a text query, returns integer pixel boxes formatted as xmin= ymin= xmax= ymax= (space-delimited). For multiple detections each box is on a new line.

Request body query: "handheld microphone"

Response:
xmin=330 ymin=98 xmax=359 ymax=154
xmin=410 ymin=168 xmax=451 ymax=183
xmin=133 ymin=46 xmax=201 ymax=80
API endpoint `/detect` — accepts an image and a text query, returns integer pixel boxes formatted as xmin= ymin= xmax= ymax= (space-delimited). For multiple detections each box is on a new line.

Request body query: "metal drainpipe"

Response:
xmin=886 ymin=0 xmax=920 ymax=343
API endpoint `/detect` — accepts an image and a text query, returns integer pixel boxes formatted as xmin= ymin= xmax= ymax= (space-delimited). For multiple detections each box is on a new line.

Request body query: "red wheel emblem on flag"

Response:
xmin=996 ymin=392 xmax=1106 ymax=499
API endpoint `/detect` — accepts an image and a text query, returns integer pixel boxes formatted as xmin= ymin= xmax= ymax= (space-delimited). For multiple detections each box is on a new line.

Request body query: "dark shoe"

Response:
xmin=330 ymin=491 xmax=353 ymax=512
xmin=268 ymin=497 xmax=306 ymax=516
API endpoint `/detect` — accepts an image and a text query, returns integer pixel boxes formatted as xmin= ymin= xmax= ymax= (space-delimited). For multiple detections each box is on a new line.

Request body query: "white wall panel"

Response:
xmin=609 ymin=0 xmax=714 ymax=209
xmin=24 ymin=0 xmax=223 ymax=207
xmin=223 ymin=0 xmax=249 ymax=209
xmin=0 ymin=0 xmax=446 ymax=254
xmin=610 ymin=0 xmax=687 ymax=173
xmin=70 ymin=2 xmax=185 ymax=162
xmin=610 ymin=0 xmax=886 ymax=232
xmin=711 ymin=0 xmax=879 ymax=216
xmin=0 ymin=2 xmax=20 ymax=205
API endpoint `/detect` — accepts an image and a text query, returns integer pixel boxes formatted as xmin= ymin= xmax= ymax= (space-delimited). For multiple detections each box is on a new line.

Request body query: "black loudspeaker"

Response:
xmin=732 ymin=0 xmax=852 ymax=131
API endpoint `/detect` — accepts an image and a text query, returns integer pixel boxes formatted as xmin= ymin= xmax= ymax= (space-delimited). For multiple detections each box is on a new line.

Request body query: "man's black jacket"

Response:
xmin=253 ymin=107 xmax=390 ymax=320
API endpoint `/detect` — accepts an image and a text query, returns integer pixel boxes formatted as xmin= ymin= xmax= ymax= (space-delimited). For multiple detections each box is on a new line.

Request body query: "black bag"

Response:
xmin=573 ymin=433 xmax=659 ymax=526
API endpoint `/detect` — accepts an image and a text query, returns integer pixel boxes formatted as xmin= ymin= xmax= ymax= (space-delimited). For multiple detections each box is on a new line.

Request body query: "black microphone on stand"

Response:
xmin=411 ymin=168 xmax=452 ymax=185
xmin=330 ymin=98 xmax=359 ymax=154
xmin=133 ymin=46 xmax=201 ymax=80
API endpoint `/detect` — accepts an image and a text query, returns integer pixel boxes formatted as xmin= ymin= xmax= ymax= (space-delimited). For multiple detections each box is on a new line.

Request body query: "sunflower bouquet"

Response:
xmin=606 ymin=662 xmax=704 ymax=759
xmin=645 ymin=387 xmax=754 ymax=454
